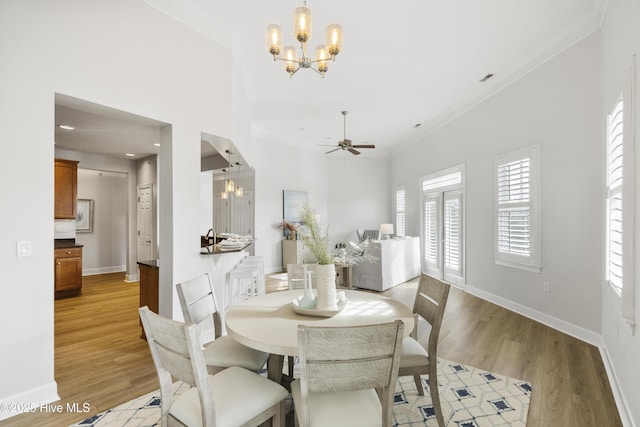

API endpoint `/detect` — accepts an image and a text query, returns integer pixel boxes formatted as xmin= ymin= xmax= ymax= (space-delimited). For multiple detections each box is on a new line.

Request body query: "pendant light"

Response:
xmin=221 ymin=168 xmax=228 ymax=200
xmin=235 ymin=162 xmax=243 ymax=197
xmin=224 ymin=150 xmax=235 ymax=192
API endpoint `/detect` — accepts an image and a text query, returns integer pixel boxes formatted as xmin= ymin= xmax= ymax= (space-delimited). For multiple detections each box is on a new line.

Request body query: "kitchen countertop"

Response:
xmin=200 ymin=241 xmax=253 ymax=255
xmin=137 ymin=259 xmax=159 ymax=268
xmin=54 ymin=239 xmax=84 ymax=249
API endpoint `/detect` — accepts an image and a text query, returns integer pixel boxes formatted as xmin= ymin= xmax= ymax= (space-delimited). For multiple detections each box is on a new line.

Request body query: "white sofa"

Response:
xmin=352 ymin=237 xmax=421 ymax=291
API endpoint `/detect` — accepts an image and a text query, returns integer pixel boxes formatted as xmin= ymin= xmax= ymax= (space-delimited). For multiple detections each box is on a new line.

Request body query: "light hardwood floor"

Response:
xmin=1 ymin=273 xmax=622 ymax=426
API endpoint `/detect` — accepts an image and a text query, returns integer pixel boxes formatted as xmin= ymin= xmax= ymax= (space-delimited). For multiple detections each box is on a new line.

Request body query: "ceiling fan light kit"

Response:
xmin=265 ymin=0 xmax=343 ymax=78
xmin=323 ymin=111 xmax=376 ymax=155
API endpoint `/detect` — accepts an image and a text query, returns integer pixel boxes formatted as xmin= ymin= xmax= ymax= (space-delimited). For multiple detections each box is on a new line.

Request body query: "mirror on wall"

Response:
xmin=200 ymin=134 xmax=255 ymax=238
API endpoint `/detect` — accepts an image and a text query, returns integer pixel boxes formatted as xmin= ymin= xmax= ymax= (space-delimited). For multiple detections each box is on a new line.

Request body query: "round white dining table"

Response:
xmin=225 ymin=289 xmax=414 ymax=384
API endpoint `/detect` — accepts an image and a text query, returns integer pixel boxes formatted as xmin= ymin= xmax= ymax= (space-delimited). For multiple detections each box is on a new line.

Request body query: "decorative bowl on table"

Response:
xmin=291 ymin=294 xmax=348 ymax=318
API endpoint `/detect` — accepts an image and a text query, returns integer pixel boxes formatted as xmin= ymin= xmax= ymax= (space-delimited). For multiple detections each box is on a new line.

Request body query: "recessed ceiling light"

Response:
xmin=125 ymin=153 xmax=135 ymax=157
xmin=413 ymin=123 xmax=422 ymax=128
xmin=58 ymin=124 xmax=75 ymax=130
xmin=153 ymin=143 xmax=161 ymax=147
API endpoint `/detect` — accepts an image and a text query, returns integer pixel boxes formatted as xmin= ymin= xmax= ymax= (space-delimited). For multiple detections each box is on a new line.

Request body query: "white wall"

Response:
xmin=600 ymin=0 xmax=640 ymax=425
xmin=326 ymin=155 xmax=392 ymax=245
xmin=76 ymin=169 xmax=128 ymax=275
xmin=253 ymin=138 xmax=328 ymax=273
xmin=0 ymin=0 xmax=235 ymax=416
xmin=392 ymin=32 xmax=603 ymax=336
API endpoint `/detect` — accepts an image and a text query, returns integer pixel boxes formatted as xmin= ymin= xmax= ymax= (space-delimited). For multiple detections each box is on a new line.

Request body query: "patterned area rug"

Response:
xmin=70 ymin=359 xmax=531 ymax=426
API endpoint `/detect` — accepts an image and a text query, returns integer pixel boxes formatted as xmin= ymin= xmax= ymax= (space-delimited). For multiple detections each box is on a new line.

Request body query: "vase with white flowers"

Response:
xmin=298 ymin=203 xmax=337 ymax=310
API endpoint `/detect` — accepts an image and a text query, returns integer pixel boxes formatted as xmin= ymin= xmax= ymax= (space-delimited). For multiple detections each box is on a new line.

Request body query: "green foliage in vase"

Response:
xmin=298 ymin=203 xmax=334 ymax=265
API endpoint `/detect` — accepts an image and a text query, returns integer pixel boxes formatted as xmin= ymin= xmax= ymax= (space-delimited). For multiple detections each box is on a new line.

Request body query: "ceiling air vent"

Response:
xmin=479 ymin=73 xmax=494 ymax=82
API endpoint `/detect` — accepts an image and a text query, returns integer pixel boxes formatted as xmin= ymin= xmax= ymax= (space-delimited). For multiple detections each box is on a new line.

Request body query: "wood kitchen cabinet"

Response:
xmin=54 ymin=247 xmax=83 ymax=298
xmin=54 ymin=159 xmax=79 ymax=219
xmin=138 ymin=260 xmax=159 ymax=339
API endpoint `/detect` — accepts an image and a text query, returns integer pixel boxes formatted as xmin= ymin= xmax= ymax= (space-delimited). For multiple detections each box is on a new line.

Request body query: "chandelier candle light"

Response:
xmin=266 ymin=0 xmax=343 ymax=77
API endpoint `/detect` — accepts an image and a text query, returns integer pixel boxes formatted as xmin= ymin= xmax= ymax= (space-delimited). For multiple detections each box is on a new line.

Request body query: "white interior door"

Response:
xmin=233 ymin=191 xmax=253 ymax=235
xmin=137 ymin=184 xmax=153 ymax=261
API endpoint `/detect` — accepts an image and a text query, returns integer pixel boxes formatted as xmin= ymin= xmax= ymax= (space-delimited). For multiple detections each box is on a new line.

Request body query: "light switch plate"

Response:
xmin=17 ymin=241 xmax=32 ymax=257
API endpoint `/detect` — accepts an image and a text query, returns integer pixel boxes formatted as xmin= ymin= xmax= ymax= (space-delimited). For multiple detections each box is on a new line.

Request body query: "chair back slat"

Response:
xmin=298 ymin=321 xmax=404 ymax=393
xmin=177 ymin=273 xmax=223 ymax=339
xmin=139 ymin=306 xmax=216 ymax=426
xmin=297 ymin=320 xmax=404 ymax=426
xmin=412 ymin=274 xmax=450 ymax=357
xmin=140 ymin=306 xmax=198 ymax=386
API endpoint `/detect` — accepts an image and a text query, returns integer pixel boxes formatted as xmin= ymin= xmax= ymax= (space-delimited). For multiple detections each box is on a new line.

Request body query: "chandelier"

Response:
xmin=265 ymin=0 xmax=343 ymax=78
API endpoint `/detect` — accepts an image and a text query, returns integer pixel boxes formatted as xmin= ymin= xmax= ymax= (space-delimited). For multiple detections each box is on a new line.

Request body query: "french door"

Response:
xmin=423 ymin=188 xmax=464 ymax=285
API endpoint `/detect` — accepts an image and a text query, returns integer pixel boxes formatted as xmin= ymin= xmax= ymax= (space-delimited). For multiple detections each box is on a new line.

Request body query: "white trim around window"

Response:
xmin=494 ymin=145 xmax=541 ymax=273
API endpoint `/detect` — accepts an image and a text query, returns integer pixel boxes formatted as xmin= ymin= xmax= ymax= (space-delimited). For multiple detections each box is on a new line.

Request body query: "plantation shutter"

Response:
xmin=396 ymin=188 xmax=406 ymax=237
xmin=607 ymin=96 xmax=624 ymax=296
xmin=423 ymin=194 xmax=441 ymax=278
xmin=443 ymin=190 xmax=463 ymax=281
xmin=495 ymin=145 xmax=539 ymax=272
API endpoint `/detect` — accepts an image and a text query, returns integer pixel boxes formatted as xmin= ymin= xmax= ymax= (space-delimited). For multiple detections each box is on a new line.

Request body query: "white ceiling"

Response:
xmin=55 ymin=0 xmax=604 ymax=160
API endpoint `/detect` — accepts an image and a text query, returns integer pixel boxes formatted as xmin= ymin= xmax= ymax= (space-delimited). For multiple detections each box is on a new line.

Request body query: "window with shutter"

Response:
xmin=395 ymin=187 xmax=406 ymax=237
xmin=606 ymin=96 xmax=624 ymax=296
xmin=495 ymin=146 xmax=540 ymax=272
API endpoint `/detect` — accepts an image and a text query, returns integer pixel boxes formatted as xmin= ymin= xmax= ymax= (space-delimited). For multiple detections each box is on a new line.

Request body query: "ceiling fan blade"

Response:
xmin=348 ymin=148 xmax=361 ymax=155
xmin=352 ymin=144 xmax=375 ymax=149
xmin=325 ymin=147 xmax=342 ymax=154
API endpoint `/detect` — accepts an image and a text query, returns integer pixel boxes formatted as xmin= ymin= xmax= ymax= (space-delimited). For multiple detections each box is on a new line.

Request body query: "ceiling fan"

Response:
xmin=322 ymin=111 xmax=375 ymax=155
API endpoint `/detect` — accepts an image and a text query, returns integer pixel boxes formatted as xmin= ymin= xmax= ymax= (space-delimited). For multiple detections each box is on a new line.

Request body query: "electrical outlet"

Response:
xmin=543 ymin=281 xmax=551 ymax=293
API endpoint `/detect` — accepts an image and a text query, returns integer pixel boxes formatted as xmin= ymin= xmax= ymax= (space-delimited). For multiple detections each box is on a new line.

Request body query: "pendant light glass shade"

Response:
xmin=225 ymin=179 xmax=235 ymax=192
xmin=326 ymin=23 xmax=343 ymax=57
xmin=315 ymin=45 xmax=328 ymax=74
xmin=283 ymin=45 xmax=297 ymax=74
xmin=221 ymin=189 xmax=228 ymax=199
xmin=266 ymin=24 xmax=283 ymax=57
xmin=235 ymin=162 xmax=243 ymax=197
xmin=293 ymin=6 xmax=311 ymax=42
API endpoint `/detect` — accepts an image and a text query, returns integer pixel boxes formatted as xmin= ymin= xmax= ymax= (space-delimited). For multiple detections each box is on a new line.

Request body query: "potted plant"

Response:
xmin=298 ymin=203 xmax=337 ymax=310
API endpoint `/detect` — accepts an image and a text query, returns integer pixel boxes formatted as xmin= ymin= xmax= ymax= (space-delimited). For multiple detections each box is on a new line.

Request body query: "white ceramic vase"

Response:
xmin=315 ymin=263 xmax=337 ymax=310
xmin=299 ymin=271 xmax=316 ymax=309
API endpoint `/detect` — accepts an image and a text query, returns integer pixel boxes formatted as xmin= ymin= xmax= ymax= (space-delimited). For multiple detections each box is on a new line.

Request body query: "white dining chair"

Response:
xmin=285 ymin=263 xmax=319 ymax=378
xmin=139 ymin=306 xmax=288 ymax=427
xmin=287 ymin=263 xmax=319 ymax=290
xmin=176 ymin=273 xmax=270 ymax=374
xmin=397 ymin=273 xmax=450 ymax=427
xmin=291 ymin=320 xmax=404 ymax=427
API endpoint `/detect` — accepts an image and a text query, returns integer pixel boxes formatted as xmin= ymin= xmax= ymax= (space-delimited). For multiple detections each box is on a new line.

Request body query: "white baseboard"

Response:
xmin=0 ymin=382 xmax=59 ymax=421
xmin=599 ymin=342 xmax=636 ymax=427
xmin=82 ymin=265 xmax=126 ymax=276
xmin=125 ymin=273 xmax=139 ymax=282
xmin=464 ymin=284 xmax=601 ymax=346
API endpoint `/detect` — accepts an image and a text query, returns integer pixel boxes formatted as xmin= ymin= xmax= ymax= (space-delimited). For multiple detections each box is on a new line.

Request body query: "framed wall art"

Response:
xmin=76 ymin=199 xmax=94 ymax=233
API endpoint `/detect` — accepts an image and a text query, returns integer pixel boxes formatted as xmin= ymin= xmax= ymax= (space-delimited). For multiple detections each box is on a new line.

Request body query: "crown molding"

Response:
xmin=394 ymin=8 xmax=604 ymax=156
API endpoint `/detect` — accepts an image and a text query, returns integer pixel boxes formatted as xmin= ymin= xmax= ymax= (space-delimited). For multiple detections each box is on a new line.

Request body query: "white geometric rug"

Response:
xmin=70 ymin=359 xmax=531 ymax=426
